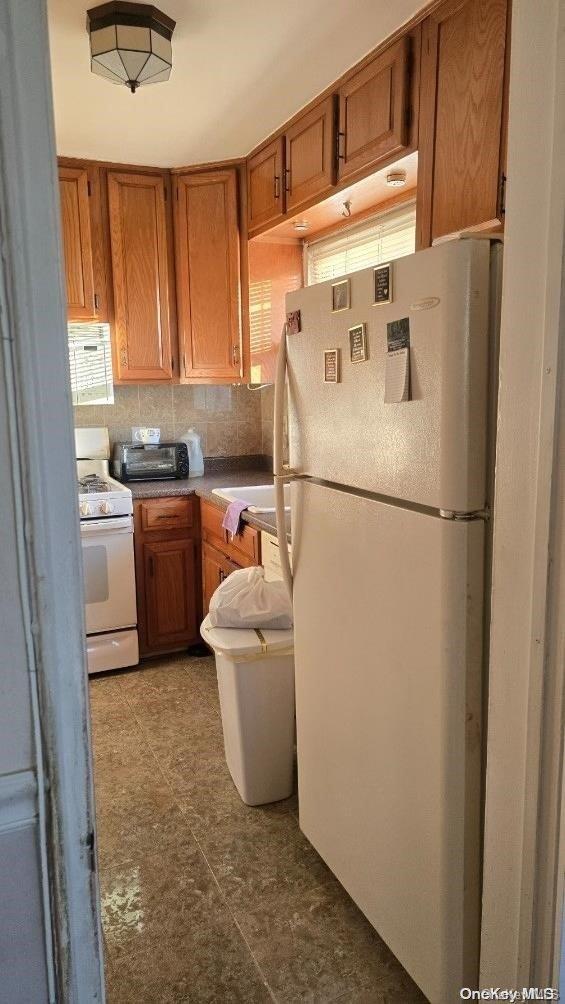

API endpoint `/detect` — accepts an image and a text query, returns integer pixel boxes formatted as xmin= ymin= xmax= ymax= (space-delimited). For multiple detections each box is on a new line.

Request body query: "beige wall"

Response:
xmin=74 ymin=383 xmax=265 ymax=457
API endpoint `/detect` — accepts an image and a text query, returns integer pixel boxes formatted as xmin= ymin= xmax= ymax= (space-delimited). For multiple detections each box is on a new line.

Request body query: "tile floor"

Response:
xmin=90 ymin=654 xmax=427 ymax=1003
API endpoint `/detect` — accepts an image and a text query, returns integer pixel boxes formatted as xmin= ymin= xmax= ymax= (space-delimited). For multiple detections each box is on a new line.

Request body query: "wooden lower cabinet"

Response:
xmin=202 ymin=542 xmax=240 ymax=618
xmin=143 ymin=538 xmax=198 ymax=650
xmin=134 ymin=496 xmax=201 ymax=657
xmin=200 ymin=498 xmax=261 ymax=617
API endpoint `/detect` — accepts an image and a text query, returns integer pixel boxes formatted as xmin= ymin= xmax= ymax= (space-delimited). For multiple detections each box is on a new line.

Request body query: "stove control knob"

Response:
xmin=80 ymin=501 xmax=92 ymax=517
xmin=99 ymin=501 xmax=113 ymax=515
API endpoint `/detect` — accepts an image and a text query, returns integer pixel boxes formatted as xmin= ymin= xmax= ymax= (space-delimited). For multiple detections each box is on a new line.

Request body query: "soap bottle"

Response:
xmin=181 ymin=428 xmax=204 ymax=478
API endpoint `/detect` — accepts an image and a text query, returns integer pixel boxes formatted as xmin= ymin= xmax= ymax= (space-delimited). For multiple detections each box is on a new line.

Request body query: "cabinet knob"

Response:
xmin=232 ymin=344 xmax=240 ymax=367
xmin=274 ymin=174 xmax=280 ymax=200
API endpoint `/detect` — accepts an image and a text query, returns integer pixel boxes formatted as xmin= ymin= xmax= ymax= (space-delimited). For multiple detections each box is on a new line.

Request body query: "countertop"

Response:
xmin=127 ymin=466 xmax=291 ymax=540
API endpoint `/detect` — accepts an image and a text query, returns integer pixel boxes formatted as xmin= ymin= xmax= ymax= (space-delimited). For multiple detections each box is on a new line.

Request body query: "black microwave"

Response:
xmin=112 ymin=442 xmax=189 ymax=481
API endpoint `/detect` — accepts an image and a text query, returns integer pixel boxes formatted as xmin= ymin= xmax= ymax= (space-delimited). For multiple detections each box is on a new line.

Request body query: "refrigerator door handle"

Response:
xmin=274 ymin=324 xmax=294 ymax=599
xmin=274 ymin=322 xmax=289 ymax=478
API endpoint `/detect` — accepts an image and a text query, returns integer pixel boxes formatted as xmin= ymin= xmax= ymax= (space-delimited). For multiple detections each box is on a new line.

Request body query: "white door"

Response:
xmin=291 ymin=479 xmax=484 ymax=1003
xmin=80 ymin=517 xmax=136 ymax=634
xmin=285 ymin=239 xmax=496 ymax=513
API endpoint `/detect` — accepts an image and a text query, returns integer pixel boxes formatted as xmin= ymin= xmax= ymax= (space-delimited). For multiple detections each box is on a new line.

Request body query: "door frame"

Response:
xmin=0 ymin=0 xmax=104 ymax=999
xmin=480 ymin=0 xmax=565 ymax=988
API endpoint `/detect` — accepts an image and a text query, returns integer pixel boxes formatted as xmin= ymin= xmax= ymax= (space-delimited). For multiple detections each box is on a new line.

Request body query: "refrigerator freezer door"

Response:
xmin=286 ymin=239 xmax=492 ymax=513
xmin=292 ymin=480 xmax=484 ymax=1002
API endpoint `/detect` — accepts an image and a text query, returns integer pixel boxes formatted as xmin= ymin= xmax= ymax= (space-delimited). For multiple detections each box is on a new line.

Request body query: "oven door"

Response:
xmin=80 ymin=515 xmax=137 ymax=634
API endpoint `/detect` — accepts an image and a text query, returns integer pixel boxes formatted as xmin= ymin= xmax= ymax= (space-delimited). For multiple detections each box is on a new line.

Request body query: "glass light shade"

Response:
xmin=87 ymin=3 xmax=175 ymax=93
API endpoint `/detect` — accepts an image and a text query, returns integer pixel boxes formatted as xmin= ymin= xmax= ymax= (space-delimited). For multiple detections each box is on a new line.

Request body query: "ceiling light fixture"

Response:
xmin=293 ymin=221 xmax=310 ymax=233
xmin=386 ymin=170 xmax=407 ymax=188
xmin=86 ymin=1 xmax=176 ymax=94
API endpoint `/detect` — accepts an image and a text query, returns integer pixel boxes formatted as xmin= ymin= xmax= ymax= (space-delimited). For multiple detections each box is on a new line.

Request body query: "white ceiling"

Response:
xmin=48 ymin=0 xmax=422 ymax=167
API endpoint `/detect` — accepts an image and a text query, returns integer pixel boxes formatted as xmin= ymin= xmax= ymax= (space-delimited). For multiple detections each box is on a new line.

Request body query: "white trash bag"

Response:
xmin=208 ymin=566 xmax=293 ymax=630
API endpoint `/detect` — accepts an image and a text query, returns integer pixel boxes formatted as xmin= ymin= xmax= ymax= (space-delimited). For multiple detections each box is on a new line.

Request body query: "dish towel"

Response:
xmin=222 ymin=500 xmax=248 ymax=539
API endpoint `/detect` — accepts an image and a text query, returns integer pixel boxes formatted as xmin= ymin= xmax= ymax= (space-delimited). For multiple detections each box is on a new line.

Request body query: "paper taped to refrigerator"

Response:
xmin=384 ymin=347 xmax=410 ymax=403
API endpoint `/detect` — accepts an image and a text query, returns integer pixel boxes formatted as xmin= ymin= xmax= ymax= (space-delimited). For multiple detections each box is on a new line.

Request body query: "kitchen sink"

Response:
xmin=212 ymin=483 xmax=290 ymax=513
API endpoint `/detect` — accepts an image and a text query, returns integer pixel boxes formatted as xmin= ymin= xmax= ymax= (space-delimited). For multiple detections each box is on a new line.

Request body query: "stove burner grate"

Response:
xmin=78 ymin=475 xmax=112 ymax=494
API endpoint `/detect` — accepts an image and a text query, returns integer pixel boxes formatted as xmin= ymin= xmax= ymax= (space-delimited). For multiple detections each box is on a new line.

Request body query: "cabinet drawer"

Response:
xmin=139 ymin=496 xmax=195 ymax=533
xmin=201 ymin=498 xmax=260 ymax=565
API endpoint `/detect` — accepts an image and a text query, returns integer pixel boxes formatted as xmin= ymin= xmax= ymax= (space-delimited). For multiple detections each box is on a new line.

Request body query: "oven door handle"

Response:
xmin=80 ymin=516 xmax=133 ymax=536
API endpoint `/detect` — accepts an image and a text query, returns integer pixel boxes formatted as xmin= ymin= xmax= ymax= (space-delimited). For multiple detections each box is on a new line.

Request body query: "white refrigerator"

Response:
xmin=274 ymin=238 xmax=502 ymax=1004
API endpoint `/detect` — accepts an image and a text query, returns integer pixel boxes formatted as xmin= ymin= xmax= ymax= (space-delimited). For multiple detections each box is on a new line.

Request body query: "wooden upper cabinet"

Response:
xmin=417 ymin=0 xmax=508 ymax=247
xmin=174 ymin=169 xmax=241 ymax=382
xmin=247 ymin=137 xmax=285 ymax=233
xmin=107 ymin=171 xmax=175 ymax=382
xmin=337 ymin=36 xmax=410 ymax=183
xmin=58 ymin=166 xmax=97 ymax=321
xmin=284 ymin=96 xmax=337 ymax=215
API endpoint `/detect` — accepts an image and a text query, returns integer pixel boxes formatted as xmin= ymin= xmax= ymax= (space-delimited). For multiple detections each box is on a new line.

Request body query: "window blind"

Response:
xmin=306 ymin=202 xmax=416 ymax=285
xmin=68 ymin=322 xmax=114 ymax=405
xmin=248 ymin=279 xmax=273 ymax=355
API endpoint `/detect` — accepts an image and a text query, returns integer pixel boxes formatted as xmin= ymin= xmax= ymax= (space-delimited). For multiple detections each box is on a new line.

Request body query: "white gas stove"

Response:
xmin=78 ymin=472 xmax=133 ymax=519
xmin=75 ymin=428 xmax=139 ymax=674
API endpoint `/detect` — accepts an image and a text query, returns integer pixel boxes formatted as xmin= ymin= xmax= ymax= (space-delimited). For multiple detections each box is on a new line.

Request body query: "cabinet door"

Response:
xmin=143 ymin=538 xmax=198 ymax=650
xmin=337 ymin=36 xmax=410 ymax=183
xmin=175 ymin=170 xmax=242 ymax=381
xmin=107 ymin=171 xmax=175 ymax=382
xmin=246 ymin=137 xmax=285 ymax=233
xmin=202 ymin=542 xmax=239 ymax=617
xmin=284 ymin=96 xmax=337 ymax=215
xmin=58 ymin=166 xmax=97 ymax=321
xmin=417 ymin=0 xmax=508 ymax=247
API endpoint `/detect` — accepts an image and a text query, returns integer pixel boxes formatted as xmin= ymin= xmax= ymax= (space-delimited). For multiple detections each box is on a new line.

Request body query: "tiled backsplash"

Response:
xmin=259 ymin=384 xmax=289 ymax=461
xmin=74 ymin=384 xmax=272 ymax=457
xmin=261 ymin=385 xmax=275 ymax=457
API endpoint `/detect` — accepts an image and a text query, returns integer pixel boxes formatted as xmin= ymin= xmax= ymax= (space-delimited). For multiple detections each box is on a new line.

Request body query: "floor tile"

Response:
xmin=119 ymin=657 xmax=218 ymax=709
xmin=100 ymin=846 xmax=271 ymax=1002
xmin=96 ymin=786 xmax=191 ymax=868
xmin=90 ymin=715 xmax=146 ymax=759
xmin=106 ymin=951 xmax=272 ymax=1004
xmin=89 ymin=673 xmax=125 ymax=710
xmin=333 ymin=968 xmax=427 ymax=1003
xmin=92 ymin=755 xmax=161 ymax=802
xmin=135 ymin=705 xmax=225 ymax=759
xmin=193 ymin=803 xmax=333 ymax=915
xmin=235 ymin=880 xmax=419 ymax=1004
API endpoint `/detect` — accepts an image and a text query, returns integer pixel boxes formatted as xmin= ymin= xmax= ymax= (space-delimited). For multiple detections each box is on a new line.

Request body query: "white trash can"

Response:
xmin=201 ymin=615 xmax=295 ymax=806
